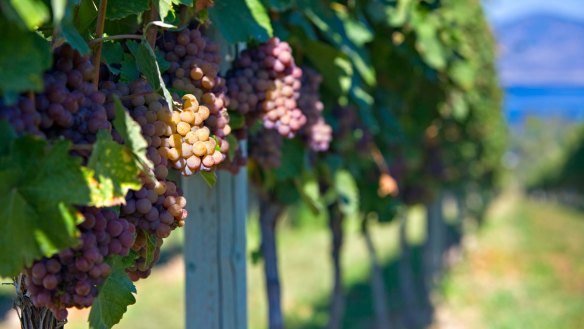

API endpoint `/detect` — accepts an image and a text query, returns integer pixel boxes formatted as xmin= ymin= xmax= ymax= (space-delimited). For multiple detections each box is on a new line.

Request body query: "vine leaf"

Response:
xmin=0 ymin=0 xmax=50 ymax=31
xmin=87 ymin=130 xmax=143 ymax=206
xmin=304 ymin=41 xmax=353 ymax=99
xmin=129 ymin=41 xmax=174 ymax=106
xmin=200 ymin=171 xmax=217 ymax=187
xmin=88 ymin=256 xmax=137 ymax=329
xmin=51 ymin=0 xmax=90 ymax=54
xmin=112 ymin=96 xmax=154 ymax=175
xmin=107 ymin=0 xmax=149 ymax=20
xmin=0 ymin=127 xmax=92 ymax=276
xmin=209 ymin=0 xmax=272 ymax=43
xmin=0 ymin=19 xmax=51 ymax=97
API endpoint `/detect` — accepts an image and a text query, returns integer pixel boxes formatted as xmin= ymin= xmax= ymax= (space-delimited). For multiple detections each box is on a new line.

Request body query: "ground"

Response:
xmin=0 ymin=193 xmax=583 ymax=328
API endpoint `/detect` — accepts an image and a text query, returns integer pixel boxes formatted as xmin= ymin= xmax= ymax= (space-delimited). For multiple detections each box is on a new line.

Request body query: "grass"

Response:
xmin=436 ymin=194 xmax=584 ymax=329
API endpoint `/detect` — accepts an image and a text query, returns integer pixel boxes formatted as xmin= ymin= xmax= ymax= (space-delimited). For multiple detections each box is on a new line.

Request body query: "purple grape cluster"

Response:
xmin=0 ymin=45 xmax=110 ymax=144
xmin=38 ymin=45 xmax=110 ymax=144
xmin=249 ymin=129 xmax=283 ymax=170
xmin=0 ymin=96 xmax=43 ymax=136
xmin=298 ymin=67 xmax=332 ymax=152
xmin=122 ymin=180 xmax=187 ymax=281
xmin=227 ymin=38 xmax=306 ymax=138
xmin=25 ymin=208 xmax=135 ymax=321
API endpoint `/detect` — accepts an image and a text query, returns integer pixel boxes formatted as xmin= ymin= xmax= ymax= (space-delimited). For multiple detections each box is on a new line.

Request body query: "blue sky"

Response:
xmin=483 ymin=0 xmax=584 ymax=23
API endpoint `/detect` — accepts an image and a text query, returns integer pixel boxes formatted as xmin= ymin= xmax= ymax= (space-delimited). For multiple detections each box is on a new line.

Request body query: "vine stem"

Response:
xmin=92 ymin=0 xmax=108 ymax=87
xmin=90 ymin=34 xmax=142 ymax=45
xmin=145 ymin=5 xmax=159 ymax=48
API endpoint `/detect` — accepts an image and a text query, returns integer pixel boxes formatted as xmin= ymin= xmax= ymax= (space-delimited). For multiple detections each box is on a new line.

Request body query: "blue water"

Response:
xmin=505 ymin=86 xmax=584 ymax=124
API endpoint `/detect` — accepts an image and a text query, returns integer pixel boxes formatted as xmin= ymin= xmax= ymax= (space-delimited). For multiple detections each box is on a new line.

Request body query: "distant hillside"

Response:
xmin=495 ymin=14 xmax=584 ymax=86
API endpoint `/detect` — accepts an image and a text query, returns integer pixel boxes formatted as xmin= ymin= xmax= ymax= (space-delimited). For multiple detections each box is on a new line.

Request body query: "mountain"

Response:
xmin=495 ymin=14 xmax=584 ymax=86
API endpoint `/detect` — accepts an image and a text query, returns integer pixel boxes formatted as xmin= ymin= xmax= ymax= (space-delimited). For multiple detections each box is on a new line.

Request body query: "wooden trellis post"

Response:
xmin=183 ymin=170 xmax=248 ymax=329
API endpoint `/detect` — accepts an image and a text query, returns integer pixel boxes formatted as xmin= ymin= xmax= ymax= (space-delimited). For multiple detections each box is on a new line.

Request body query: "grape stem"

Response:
xmin=92 ymin=0 xmax=109 ymax=87
xmin=71 ymin=144 xmax=93 ymax=151
xmin=90 ymin=34 xmax=143 ymax=45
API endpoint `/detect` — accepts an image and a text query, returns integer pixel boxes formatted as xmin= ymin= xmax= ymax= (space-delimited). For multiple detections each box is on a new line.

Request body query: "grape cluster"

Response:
xmin=0 ymin=96 xmax=43 ymax=136
xmin=102 ymin=79 xmax=188 ymax=280
xmin=227 ymin=38 xmax=306 ymax=138
xmin=37 ymin=45 xmax=111 ymax=144
xmin=121 ymin=179 xmax=186 ymax=281
xmin=298 ymin=67 xmax=332 ymax=152
xmin=25 ymin=208 xmax=135 ymax=321
xmin=160 ymin=27 xmax=230 ymax=171
xmin=0 ymin=45 xmax=110 ymax=143
xmin=164 ymin=94 xmax=225 ymax=174
xmin=249 ymin=129 xmax=283 ymax=170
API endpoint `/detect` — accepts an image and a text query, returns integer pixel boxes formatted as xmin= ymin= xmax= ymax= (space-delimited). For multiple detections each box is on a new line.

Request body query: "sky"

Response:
xmin=483 ymin=0 xmax=584 ymax=23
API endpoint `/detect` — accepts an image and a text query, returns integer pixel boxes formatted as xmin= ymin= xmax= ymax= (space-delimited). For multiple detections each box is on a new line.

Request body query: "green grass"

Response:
xmin=437 ymin=195 xmax=584 ymax=329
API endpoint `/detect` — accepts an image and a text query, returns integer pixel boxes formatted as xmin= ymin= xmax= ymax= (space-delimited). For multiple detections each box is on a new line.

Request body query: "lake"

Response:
xmin=505 ymin=86 xmax=584 ymax=124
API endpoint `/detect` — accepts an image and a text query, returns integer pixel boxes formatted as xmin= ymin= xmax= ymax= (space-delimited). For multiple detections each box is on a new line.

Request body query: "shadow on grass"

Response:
xmin=287 ymin=222 xmax=462 ymax=329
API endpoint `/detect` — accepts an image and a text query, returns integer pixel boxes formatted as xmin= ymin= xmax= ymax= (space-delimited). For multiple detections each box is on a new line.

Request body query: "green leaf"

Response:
xmin=412 ymin=14 xmax=447 ymax=70
xmin=294 ymin=178 xmax=322 ymax=215
xmin=304 ymin=41 xmax=352 ymax=97
xmin=208 ymin=0 xmax=272 ymax=43
xmin=200 ymin=171 xmax=217 ymax=187
xmin=89 ymin=256 xmax=136 ymax=329
xmin=450 ymin=91 xmax=469 ymax=121
xmin=0 ymin=137 xmax=93 ymax=276
xmin=102 ymin=41 xmax=125 ymax=75
xmin=450 ymin=61 xmax=475 ymax=91
xmin=0 ymin=0 xmax=50 ymax=30
xmin=305 ymin=9 xmax=375 ymax=86
xmin=130 ymin=41 xmax=173 ymax=106
xmin=75 ymin=0 xmax=98 ymax=36
xmin=112 ymin=96 xmax=153 ymax=174
xmin=51 ymin=0 xmax=90 ymax=54
xmin=0 ymin=19 xmax=52 ymax=95
xmin=87 ymin=130 xmax=143 ymax=207
xmin=120 ymin=53 xmax=140 ymax=82
xmin=228 ymin=111 xmax=245 ymax=129
xmin=226 ymin=135 xmax=238 ymax=160
xmin=153 ymin=0 xmax=173 ymax=20
xmin=267 ymin=0 xmax=294 ymax=11
xmin=334 ymin=170 xmax=359 ymax=217
xmin=173 ymin=0 xmax=193 ymax=6
xmin=107 ymin=0 xmax=149 ymax=20
xmin=143 ymin=232 xmax=158 ymax=268
xmin=274 ymin=139 xmax=306 ymax=180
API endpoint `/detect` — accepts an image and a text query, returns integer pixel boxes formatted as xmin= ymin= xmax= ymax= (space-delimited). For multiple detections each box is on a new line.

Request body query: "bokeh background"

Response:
xmin=2 ymin=0 xmax=584 ymax=328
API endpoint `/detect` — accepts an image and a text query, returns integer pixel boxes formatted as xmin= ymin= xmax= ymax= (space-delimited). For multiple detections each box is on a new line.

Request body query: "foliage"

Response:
xmin=0 ymin=0 xmax=505 ymax=326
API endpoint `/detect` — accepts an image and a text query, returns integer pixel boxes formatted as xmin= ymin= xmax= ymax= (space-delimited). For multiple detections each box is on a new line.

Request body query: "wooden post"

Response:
xmin=183 ymin=170 xmax=248 ymax=329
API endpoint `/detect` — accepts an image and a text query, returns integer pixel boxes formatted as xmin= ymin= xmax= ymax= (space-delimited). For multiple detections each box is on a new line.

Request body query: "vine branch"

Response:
xmin=92 ymin=0 xmax=109 ymax=87
xmin=90 ymin=34 xmax=143 ymax=45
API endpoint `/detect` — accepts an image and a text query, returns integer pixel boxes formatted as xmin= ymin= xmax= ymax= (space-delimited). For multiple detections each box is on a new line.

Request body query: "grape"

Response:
xmin=298 ymin=67 xmax=332 ymax=152
xmin=158 ymin=27 xmax=231 ymax=172
xmin=39 ymin=45 xmax=110 ymax=144
xmin=226 ymin=38 xmax=306 ymax=138
xmin=0 ymin=96 xmax=44 ymax=136
xmin=249 ymin=129 xmax=283 ymax=170
xmin=25 ymin=208 xmax=136 ymax=318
